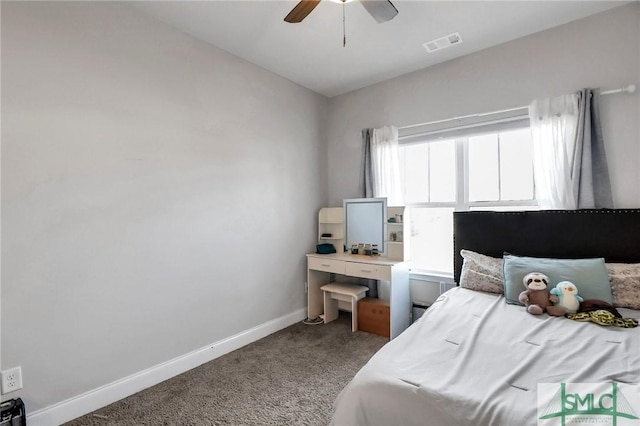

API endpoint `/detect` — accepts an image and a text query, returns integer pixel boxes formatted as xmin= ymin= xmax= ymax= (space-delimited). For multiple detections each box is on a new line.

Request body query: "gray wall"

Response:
xmin=1 ymin=1 xmax=327 ymax=412
xmin=326 ymin=3 xmax=640 ymax=208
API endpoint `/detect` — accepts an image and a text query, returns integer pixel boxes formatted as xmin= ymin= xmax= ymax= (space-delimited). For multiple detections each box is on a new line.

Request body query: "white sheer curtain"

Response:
xmin=528 ymin=94 xmax=579 ymax=209
xmin=370 ymin=126 xmax=404 ymax=206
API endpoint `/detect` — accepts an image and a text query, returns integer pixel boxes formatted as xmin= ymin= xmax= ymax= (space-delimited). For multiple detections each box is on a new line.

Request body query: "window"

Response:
xmin=398 ymin=126 xmax=537 ymax=275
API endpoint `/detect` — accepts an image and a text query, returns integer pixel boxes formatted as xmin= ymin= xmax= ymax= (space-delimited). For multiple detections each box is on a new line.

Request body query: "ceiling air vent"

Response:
xmin=422 ymin=32 xmax=463 ymax=53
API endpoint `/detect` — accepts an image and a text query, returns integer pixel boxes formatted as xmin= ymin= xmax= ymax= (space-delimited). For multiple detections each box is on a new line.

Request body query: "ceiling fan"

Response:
xmin=284 ymin=0 xmax=398 ymax=24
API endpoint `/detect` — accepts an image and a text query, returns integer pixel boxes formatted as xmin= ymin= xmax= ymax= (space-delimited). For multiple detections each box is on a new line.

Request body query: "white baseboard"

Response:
xmin=27 ymin=308 xmax=307 ymax=426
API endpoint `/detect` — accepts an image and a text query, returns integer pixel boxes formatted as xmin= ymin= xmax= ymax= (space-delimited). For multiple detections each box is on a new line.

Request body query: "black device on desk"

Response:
xmin=316 ymin=243 xmax=336 ymax=254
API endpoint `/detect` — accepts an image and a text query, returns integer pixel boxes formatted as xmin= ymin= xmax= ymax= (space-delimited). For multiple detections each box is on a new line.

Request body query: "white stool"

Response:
xmin=320 ymin=283 xmax=369 ymax=332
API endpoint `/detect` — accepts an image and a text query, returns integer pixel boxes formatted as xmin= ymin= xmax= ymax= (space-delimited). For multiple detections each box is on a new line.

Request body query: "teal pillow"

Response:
xmin=503 ymin=254 xmax=612 ymax=305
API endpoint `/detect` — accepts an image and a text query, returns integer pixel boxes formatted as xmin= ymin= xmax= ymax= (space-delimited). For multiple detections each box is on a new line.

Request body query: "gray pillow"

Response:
xmin=606 ymin=262 xmax=640 ymax=310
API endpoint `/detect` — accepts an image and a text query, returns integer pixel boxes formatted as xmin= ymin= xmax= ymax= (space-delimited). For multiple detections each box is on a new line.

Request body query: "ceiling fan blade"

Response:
xmin=359 ymin=0 xmax=398 ymax=23
xmin=284 ymin=0 xmax=322 ymax=23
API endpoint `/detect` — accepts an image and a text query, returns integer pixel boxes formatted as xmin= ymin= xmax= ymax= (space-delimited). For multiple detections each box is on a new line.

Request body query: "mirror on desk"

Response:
xmin=343 ymin=198 xmax=387 ymax=255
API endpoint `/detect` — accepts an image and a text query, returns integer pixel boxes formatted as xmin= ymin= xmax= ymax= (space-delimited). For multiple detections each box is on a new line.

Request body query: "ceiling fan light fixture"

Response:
xmin=285 ymin=0 xmax=397 ymax=24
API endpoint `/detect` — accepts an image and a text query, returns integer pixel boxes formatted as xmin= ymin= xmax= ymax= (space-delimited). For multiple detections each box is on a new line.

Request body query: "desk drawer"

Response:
xmin=345 ymin=262 xmax=391 ymax=281
xmin=308 ymin=257 xmax=345 ymax=274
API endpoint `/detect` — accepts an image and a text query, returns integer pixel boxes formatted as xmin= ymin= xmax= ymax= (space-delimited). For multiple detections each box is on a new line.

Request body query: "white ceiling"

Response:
xmin=130 ymin=1 xmax=629 ymax=98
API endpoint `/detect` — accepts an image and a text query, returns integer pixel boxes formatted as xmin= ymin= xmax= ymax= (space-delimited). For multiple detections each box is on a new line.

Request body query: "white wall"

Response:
xmin=638 ymin=1 xmax=640 ymax=147
xmin=1 ymin=1 xmax=327 ymax=417
xmin=326 ymin=3 xmax=640 ymax=208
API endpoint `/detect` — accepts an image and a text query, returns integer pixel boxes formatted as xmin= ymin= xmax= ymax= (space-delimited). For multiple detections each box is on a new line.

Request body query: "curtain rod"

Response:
xmin=398 ymin=84 xmax=636 ymax=131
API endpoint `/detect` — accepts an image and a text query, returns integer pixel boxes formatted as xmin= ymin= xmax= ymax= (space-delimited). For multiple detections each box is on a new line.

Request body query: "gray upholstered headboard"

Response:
xmin=453 ymin=209 xmax=640 ymax=284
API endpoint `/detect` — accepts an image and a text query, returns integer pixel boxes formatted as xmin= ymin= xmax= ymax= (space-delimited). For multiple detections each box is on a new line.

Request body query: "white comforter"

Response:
xmin=331 ymin=287 xmax=640 ymax=426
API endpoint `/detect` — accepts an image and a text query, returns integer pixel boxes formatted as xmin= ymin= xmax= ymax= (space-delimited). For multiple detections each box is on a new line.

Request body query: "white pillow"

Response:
xmin=459 ymin=249 xmax=503 ymax=294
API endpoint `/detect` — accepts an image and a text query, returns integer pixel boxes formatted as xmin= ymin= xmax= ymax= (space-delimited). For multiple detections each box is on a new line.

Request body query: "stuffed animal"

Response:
xmin=550 ymin=281 xmax=583 ymax=314
xmin=579 ymin=299 xmax=622 ymax=317
xmin=519 ymin=272 xmax=554 ymax=315
xmin=565 ymin=299 xmax=638 ymax=328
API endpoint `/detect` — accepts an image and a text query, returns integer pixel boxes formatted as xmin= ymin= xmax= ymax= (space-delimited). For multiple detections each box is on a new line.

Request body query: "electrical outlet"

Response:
xmin=1 ymin=366 xmax=23 ymax=394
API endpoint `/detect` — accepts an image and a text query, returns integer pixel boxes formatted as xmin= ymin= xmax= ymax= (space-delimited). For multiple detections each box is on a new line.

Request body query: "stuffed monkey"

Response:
xmin=518 ymin=272 xmax=564 ymax=316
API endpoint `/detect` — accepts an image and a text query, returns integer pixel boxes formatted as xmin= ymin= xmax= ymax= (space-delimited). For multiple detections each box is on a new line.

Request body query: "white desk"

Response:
xmin=306 ymin=252 xmax=411 ymax=339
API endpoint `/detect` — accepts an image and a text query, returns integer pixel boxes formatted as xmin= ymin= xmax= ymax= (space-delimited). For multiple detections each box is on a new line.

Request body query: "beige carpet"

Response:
xmin=65 ymin=314 xmax=387 ymax=425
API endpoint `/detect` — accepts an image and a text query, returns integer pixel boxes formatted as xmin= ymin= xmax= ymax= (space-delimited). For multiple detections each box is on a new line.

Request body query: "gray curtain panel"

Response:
xmin=362 ymin=128 xmax=374 ymax=198
xmin=361 ymin=128 xmax=378 ymax=298
xmin=573 ymin=89 xmax=614 ymax=208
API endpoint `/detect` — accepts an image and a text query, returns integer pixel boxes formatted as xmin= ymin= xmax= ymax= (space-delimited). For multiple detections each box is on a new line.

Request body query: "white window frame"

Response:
xmin=398 ymin=112 xmax=537 ymax=277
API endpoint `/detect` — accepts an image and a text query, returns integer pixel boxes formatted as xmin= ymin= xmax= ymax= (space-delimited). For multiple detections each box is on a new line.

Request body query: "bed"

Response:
xmin=331 ymin=209 xmax=640 ymax=426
